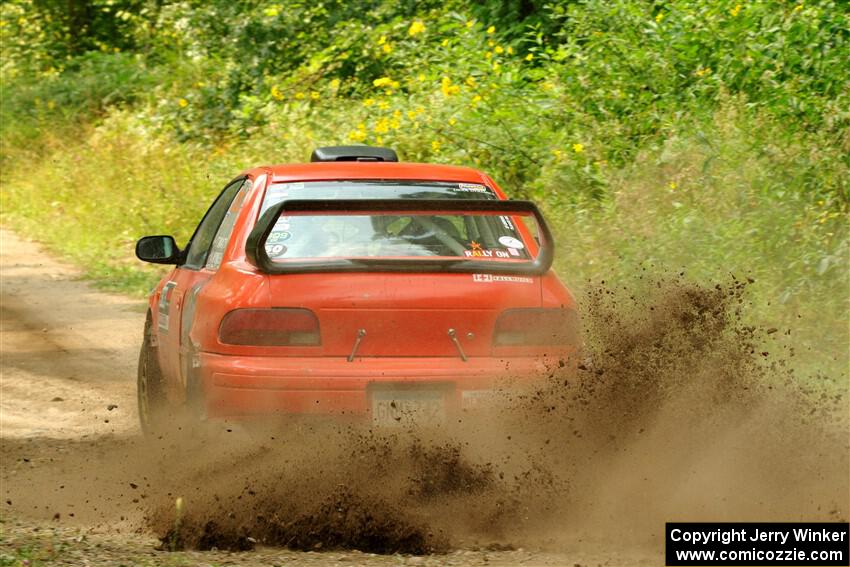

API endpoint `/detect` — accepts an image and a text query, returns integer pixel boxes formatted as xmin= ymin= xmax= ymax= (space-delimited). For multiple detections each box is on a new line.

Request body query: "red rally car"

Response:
xmin=135 ymin=146 xmax=578 ymax=433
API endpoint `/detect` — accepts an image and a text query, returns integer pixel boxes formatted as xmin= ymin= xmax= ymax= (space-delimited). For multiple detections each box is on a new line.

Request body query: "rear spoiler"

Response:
xmin=245 ymin=199 xmax=554 ymax=275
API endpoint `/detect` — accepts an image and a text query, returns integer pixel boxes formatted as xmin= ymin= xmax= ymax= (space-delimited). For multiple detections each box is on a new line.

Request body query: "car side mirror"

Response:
xmin=136 ymin=235 xmax=180 ymax=264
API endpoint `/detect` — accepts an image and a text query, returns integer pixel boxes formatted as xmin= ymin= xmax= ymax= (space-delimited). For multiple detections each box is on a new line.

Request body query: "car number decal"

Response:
xmin=157 ymin=281 xmax=178 ymax=332
xmin=472 ymin=274 xmax=534 ymax=284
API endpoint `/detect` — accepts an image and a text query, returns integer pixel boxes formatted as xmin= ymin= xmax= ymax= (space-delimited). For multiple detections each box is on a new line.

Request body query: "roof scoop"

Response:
xmin=310 ymin=145 xmax=399 ymax=163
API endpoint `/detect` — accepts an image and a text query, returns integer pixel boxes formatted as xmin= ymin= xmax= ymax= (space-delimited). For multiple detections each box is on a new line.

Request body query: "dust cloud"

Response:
xmin=142 ymin=275 xmax=849 ymax=555
xmin=2 ymin=275 xmax=846 ymax=559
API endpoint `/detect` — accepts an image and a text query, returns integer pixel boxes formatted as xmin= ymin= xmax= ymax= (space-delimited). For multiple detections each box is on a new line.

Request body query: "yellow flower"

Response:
xmin=310 ymin=91 xmax=320 ymax=100
xmin=329 ymin=78 xmax=340 ymax=90
xmin=525 ymin=53 xmax=534 ymax=61
xmin=465 ymin=76 xmax=477 ymax=87
xmin=415 ymin=106 xmax=425 ymax=115
xmin=393 ymin=109 xmax=402 ymax=119
xmin=431 ymin=140 xmax=441 ymax=152
xmin=373 ymin=77 xmax=394 ymax=88
xmin=376 ymin=135 xmax=383 ymax=144
xmin=178 ymin=98 xmax=189 ymax=108
xmin=485 ymin=51 xmax=492 ymax=59
xmin=494 ymin=45 xmax=504 ymax=54
xmin=390 ymin=118 xmax=401 ymax=130
xmin=270 ymin=85 xmax=284 ymax=100
xmin=507 ymin=46 xmax=514 ymax=55
xmin=441 ymin=38 xmax=449 ymax=47
xmin=378 ymin=100 xmax=390 ymax=110
xmin=572 ymin=143 xmax=584 ymax=153
xmin=407 ymin=110 xmax=417 ymax=120
xmin=471 ymin=94 xmax=482 ymax=104
xmin=466 ymin=21 xmax=474 ymax=28
xmin=295 ymin=92 xmax=305 ymax=99
xmin=448 ymin=117 xmax=457 ymax=126
xmin=378 ymin=35 xmax=387 ymax=45
xmin=382 ymin=43 xmax=392 ymax=54
xmin=655 ymin=12 xmax=665 ymax=22
xmin=552 ymin=149 xmax=563 ymax=158
xmin=408 ymin=20 xmax=426 ymax=36
xmin=348 ymin=129 xmax=367 ymax=142
xmin=440 ymin=77 xmax=460 ymax=96
xmin=487 ymin=25 xmax=495 ymax=34
xmin=695 ymin=67 xmax=712 ymax=77
xmin=492 ymin=62 xmax=501 ymax=72
xmin=488 ymin=40 xmax=495 ymax=47
xmin=417 ymin=74 xmax=426 ymax=81
xmin=264 ymin=5 xmax=280 ymax=17
xmin=793 ymin=3 xmax=804 ymax=11
xmin=374 ymin=118 xmax=390 ymax=134
xmin=669 ymin=181 xmax=677 ymax=190
xmin=363 ymin=98 xmax=375 ymax=107
xmin=730 ymin=4 xmax=741 ymax=16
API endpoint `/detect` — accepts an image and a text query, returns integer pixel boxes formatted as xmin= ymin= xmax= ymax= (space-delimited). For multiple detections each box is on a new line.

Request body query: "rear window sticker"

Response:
xmin=472 ymin=274 xmax=534 ymax=284
xmin=498 ymin=236 xmax=524 ymax=249
xmin=464 ymin=241 xmax=487 ymax=257
xmin=456 ymin=183 xmax=489 ymax=193
xmin=500 ymin=215 xmax=515 ymax=230
xmin=464 ymin=246 xmax=510 ymax=259
xmin=265 ymin=243 xmax=288 ymax=258
xmin=267 ymin=231 xmax=291 ymax=244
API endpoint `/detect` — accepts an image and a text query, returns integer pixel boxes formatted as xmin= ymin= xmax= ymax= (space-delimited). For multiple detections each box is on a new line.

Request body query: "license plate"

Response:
xmin=371 ymin=390 xmax=445 ymax=426
xmin=461 ymin=389 xmax=497 ymax=409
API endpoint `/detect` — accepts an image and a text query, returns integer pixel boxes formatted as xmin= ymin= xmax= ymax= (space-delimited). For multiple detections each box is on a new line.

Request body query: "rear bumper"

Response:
xmin=200 ymin=353 xmax=562 ymax=419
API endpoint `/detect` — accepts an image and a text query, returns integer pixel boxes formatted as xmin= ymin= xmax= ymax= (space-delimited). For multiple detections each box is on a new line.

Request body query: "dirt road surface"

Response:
xmin=1 ymin=229 xmax=633 ymax=566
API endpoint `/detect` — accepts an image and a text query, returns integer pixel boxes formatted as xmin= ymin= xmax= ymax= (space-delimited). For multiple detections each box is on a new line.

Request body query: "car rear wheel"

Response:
xmin=137 ymin=316 xmax=169 ymax=435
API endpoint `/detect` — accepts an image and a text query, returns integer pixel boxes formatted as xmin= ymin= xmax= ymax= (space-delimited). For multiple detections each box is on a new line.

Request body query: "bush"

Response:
xmin=1 ymin=0 xmax=846 ymax=378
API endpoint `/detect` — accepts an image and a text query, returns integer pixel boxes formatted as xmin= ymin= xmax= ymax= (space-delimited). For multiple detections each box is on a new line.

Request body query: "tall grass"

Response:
xmin=1 ymin=101 xmax=845 ymax=381
xmin=1 ymin=0 xmax=846 ymax=384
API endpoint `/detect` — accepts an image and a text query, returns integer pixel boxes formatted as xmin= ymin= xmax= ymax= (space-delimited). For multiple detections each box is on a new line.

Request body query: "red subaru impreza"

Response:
xmin=135 ymin=146 xmax=578 ymax=433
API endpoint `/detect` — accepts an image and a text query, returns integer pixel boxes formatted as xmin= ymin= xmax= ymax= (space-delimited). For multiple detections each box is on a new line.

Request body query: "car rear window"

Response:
xmin=259 ymin=181 xmax=531 ymax=261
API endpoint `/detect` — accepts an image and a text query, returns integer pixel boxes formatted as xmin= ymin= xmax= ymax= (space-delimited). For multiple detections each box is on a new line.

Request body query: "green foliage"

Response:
xmin=0 ymin=51 xmax=156 ymax=165
xmin=1 ymin=0 xmax=847 ymax=377
xmin=0 ymin=0 xmax=148 ymax=74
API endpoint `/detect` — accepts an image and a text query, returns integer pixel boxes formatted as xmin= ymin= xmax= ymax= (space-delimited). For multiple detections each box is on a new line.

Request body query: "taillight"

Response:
xmin=493 ymin=308 xmax=578 ymax=346
xmin=219 ymin=308 xmax=320 ymax=346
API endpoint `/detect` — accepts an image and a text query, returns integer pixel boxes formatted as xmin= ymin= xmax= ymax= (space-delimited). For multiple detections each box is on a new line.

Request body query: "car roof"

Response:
xmin=254 ymin=162 xmax=493 ymax=185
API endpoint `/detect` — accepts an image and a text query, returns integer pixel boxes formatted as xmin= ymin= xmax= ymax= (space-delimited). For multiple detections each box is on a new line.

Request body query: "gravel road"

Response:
xmin=1 ymin=228 xmax=651 ymax=566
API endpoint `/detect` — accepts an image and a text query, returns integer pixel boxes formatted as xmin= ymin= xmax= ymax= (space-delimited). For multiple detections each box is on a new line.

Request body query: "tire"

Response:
xmin=137 ymin=315 xmax=169 ymax=435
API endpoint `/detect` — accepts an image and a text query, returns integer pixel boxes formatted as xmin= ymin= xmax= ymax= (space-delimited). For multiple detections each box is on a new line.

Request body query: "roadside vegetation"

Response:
xmin=1 ymin=0 xmax=847 ymax=377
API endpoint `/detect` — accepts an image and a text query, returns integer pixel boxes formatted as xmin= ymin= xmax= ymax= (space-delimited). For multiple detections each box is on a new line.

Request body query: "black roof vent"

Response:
xmin=310 ymin=145 xmax=399 ymax=163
